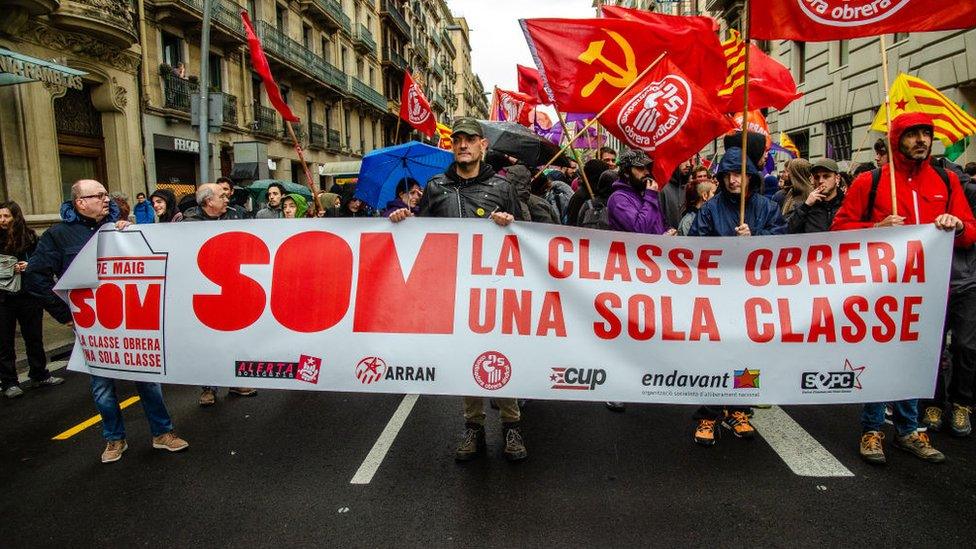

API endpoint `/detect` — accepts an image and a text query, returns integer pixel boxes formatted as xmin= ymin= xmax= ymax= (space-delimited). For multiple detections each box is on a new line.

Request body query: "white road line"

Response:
xmin=751 ymin=406 xmax=854 ymax=478
xmin=350 ymin=394 xmax=419 ymax=485
xmin=18 ymin=361 xmax=68 ymax=383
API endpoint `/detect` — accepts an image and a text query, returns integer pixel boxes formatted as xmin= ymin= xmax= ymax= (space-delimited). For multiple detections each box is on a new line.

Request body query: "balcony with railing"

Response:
xmin=308 ymin=122 xmax=326 ymax=149
xmin=281 ymin=122 xmax=305 ymax=144
xmin=353 ymin=24 xmax=376 ymax=54
xmin=379 ymin=0 xmax=410 ymax=37
xmin=326 ymin=128 xmax=341 ymax=150
xmin=255 ymin=20 xmax=348 ymax=95
xmin=442 ymin=29 xmax=456 ymax=56
xmin=162 ymin=71 xmax=197 ymax=113
xmin=252 ymin=103 xmax=277 ymax=137
xmin=381 ymin=47 xmax=407 ymax=72
xmin=350 ymin=77 xmax=387 ymax=112
xmin=412 ymin=42 xmax=428 ymax=64
xmin=298 ymin=0 xmax=351 ymax=34
xmin=150 ymin=0 xmax=244 ymax=44
xmin=431 ymin=59 xmax=444 ymax=80
xmin=216 ymin=92 xmax=238 ymax=126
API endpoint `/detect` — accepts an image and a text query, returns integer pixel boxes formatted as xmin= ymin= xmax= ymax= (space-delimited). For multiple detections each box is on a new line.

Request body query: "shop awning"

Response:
xmin=0 ymin=47 xmax=86 ymax=90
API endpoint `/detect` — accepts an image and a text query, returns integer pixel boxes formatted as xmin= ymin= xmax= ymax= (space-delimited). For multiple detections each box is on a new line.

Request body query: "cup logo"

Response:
xmin=796 ymin=0 xmax=912 ymax=27
xmin=616 ymin=74 xmax=691 ymax=151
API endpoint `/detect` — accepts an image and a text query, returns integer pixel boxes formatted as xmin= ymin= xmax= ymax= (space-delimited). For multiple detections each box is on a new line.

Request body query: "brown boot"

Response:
xmin=101 ymin=440 xmax=127 ymax=463
xmin=152 ymin=432 xmax=189 ymax=452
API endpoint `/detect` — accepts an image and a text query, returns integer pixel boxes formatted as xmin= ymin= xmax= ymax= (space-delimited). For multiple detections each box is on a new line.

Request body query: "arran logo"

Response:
xmin=355 ymin=356 xmax=387 ymax=385
xmin=406 ymin=84 xmax=430 ymax=125
xmin=472 ymin=351 xmax=512 ymax=391
xmin=798 ymin=0 xmax=912 ymax=27
xmin=616 ymin=74 xmax=691 ymax=151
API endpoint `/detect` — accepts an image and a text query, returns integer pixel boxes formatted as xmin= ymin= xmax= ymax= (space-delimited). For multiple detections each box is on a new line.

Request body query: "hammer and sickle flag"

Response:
xmin=521 ymin=17 xmax=726 ymax=114
xmin=598 ymin=55 xmax=735 ymax=185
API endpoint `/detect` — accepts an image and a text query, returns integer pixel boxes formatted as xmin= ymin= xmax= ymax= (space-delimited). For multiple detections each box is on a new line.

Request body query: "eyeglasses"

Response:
xmin=78 ymin=192 xmax=109 ymax=201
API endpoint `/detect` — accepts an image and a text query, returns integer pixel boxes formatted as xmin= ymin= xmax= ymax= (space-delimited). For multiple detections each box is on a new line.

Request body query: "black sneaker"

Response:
xmin=454 ymin=423 xmax=486 ymax=462
xmin=502 ymin=423 xmax=528 ymax=461
xmin=605 ymin=402 xmax=626 ymax=412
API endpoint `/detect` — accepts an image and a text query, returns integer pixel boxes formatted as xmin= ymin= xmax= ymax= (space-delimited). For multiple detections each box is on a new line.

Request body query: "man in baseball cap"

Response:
xmin=451 ymin=117 xmax=484 ymax=138
xmin=785 ymin=158 xmax=844 ymax=234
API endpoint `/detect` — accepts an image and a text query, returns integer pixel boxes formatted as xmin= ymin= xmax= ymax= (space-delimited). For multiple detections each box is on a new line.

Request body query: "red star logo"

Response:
xmin=734 ymin=369 xmax=760 ymax=389
xmin=844 ymin=359 xmax=866 ymax=390
xmin=895 ymin=99 xmax=908 ymax=111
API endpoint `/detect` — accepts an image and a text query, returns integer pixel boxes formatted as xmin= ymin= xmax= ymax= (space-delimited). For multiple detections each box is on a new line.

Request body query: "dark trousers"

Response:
xmin=925 ymin=285 xmax=976 ymax=409
xmin=0 ymin=293 xmax=49 ymax=389
xmin=694 ymin=406 xmax=752 ymax=420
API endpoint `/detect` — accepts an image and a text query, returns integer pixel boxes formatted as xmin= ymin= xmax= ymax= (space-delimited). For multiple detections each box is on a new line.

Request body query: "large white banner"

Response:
xmin=55 ymin=220 xmax=952 ymax=404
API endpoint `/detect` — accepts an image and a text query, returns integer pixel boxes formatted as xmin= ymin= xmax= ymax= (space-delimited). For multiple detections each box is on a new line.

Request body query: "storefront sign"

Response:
xmin=0 ymin=47 xmax=85 ymax=90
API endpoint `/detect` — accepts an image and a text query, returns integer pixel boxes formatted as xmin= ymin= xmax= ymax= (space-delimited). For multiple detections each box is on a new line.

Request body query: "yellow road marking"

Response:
xmin=52 ymin=396 xmax=141 ymax=440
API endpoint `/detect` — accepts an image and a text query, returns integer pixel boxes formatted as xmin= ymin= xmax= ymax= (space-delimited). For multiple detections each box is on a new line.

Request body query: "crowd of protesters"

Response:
xmin=4 ymin=113 xmax=976 ymax=467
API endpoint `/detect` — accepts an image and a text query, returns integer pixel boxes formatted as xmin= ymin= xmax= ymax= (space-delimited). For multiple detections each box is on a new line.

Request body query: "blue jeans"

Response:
xmin=90 ymin=376 xmax=174 ymax=441
xmin=861 ymin=400 xmax=918 ymax=437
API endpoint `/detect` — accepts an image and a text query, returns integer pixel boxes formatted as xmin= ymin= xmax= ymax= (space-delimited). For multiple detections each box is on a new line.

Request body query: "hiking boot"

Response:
xmin=36 ymin=376 xmax=65 ymax=387
xmin=454 ymin=423 xmax=485 ymax=462
xmin=921 ymin=406 xmax=943 ymax=432
xmin=859 ymin=431 xmax=886 ymax=464
xmin=3 ymin=385 xmax=24 ymax=399
xmin=229 ymin=387 xmax=258 ymax=397
xmin=152 ymin=432 xmax=189 ymax=452
xmin=694 ymin=419 xmax=719 ymax=446
xmin=198 ymin=388 xmax=216 ymax=406
xmin=722 ymin=410 xmax=756 ymax=438
xmin=503 ymin=423 xmax=528 ymax=462
xmin=605 ymin=402 xmax=626 ymax=412
xmin=894 ymin=431 xmax=945 ymax=463
xmin=950 ymin=404 xmax=972 ymax=437
xmin=101 ymin=440 xmax=127 ymax=463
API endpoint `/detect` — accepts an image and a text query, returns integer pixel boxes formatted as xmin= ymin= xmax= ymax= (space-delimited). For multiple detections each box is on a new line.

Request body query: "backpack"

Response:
xmin=579 ymin=197 xmax=611 ymax=230
xmin=861 ymin=158 xmax=953 ymax=222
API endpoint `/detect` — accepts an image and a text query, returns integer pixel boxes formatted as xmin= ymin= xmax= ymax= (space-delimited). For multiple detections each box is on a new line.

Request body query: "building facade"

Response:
xmin=448 ymin=17 xmax=489 ymax=120
xmin=0 ymin=0 xmax=489 ymax=223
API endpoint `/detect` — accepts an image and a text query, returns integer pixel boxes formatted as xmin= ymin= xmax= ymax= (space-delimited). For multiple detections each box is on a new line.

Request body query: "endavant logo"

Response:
xmin=797 ymin=0 xmax=911 ymax=27
xmin=472 ymin=351 xmax=511 ymax=391
xmin=616 ymin=74 xmax=691 ymax=151
xmin=550 ymin=367 xmax=606 ymax=390
xmin=733 ymin=369 xmax=761 ymax=389
xmin=236 ymin=354 xmax=321 ymax=384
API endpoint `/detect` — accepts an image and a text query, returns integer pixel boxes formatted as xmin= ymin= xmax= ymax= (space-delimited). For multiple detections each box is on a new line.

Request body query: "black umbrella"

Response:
xmin=480 ymin=120 xmax=570 ymax=168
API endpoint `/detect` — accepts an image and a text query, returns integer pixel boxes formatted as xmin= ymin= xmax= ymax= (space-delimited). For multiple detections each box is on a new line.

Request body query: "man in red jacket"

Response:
xmin=832 ymin=112 xmax=976 ymax=465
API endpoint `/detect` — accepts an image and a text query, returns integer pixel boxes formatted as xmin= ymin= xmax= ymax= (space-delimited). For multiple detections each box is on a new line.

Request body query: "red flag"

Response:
xmin=521 ymin=17 xmax=726 ymax=114
xmin=598 ymin=56 xmax=736 ymax=184
xmin=601 ymin=5 xmax=718 ymax=33
xmin=399 ymin=72 xmax=436 ymax=137
xmin=492 ymin=88 xmax=536 ymax=126
xmin=720 ymin=40 xmax=801 ymax=112
xmin=242 ymin=11 xmax=298 ymax=123
xmin=517 ymin=65 xmax=551 ymax=104
xmin=751 ymin=0 xmax=976 ymax=41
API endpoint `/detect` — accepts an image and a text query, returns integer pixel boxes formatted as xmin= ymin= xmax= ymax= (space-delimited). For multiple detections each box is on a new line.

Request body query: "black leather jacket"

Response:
xmin=418 ymin=163 xmax=522 ymax=220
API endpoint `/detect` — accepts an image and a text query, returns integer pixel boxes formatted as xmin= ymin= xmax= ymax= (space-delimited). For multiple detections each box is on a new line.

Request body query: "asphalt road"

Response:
xmin=2 ymin=364 xmax=975 ymax=548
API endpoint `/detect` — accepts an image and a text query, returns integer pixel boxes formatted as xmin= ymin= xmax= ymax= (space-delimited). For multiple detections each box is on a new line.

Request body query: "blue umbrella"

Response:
xmin=354 ymin=141 xmax=453 ymax=209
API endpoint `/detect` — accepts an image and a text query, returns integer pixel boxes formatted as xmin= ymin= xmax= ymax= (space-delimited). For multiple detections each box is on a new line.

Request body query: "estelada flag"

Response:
xmin=517 ymin=64 xmax=551 ymax=105
xmin=780 ymin=132 xmax=800 ymax=158
xmin=242 ymin=11 xmax=298 ymax=122
xmin=601 ymin=5 xmax=718 ymax=33
xmin=492 ymin=87 xmax=536 ymax=126
xmin=598 ymin=55 xmax=736 ymax=184
xmin=399 ymin=71 xmax=436 ymax=137
xmin=436 ymin=122 xmax=453 ymax=150
xmin=521 ymin=17 xmax=726 ymax=114
xmin=751 ymin=0 xmax=976 ymax=41
xmin=718 ymin=30 xmax=801 ymax=112
xmin=871 ymin=73 xmax=976 ymax=146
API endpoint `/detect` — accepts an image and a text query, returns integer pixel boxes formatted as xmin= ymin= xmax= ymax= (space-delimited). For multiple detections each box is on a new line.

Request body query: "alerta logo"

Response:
xmin=236 ymin=354 xmax=321 ymax=384
xmin=802 ymin=359 xmax=865 ymax=393
xmin=797 ymin=0 xmax=911 ymax=27
xmin=550 ymin=368 xmax=606 ymax=390
xmin=472 ymin=351 xmax=512 ymax=391
xmin=355 ymin=356 xmax=436 ymax=385
xmin=733 ymin=369 xmax=760 ymax=389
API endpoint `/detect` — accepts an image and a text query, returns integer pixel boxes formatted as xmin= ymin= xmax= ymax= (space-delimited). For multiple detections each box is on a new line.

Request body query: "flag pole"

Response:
xmin=879 ymin=34 xmax=898 ymax=216
xmin=394 ymin=117 xmax=402 ymax=145
xmin=286 ymin=121 xmax=320 ymax=216
xmin=555 ymin=110 xmax=595 ymax=200
xmin=738 ymin=0 xmax=752 ymax=227
xmin=533 ymin=51 xmax=668 ymax=177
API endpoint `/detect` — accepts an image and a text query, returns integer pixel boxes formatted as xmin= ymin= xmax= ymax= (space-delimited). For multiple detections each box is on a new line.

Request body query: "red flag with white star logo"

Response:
xmin=598 ymin=56 xmax=735 ymax=184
